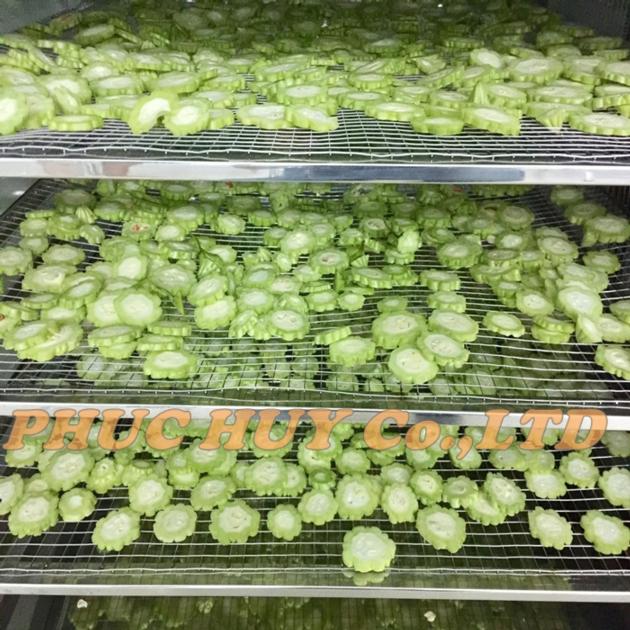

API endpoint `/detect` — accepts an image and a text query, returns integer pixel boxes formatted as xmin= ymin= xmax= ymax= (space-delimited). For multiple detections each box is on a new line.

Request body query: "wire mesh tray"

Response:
xmin=2 ymin=116 xmax=630 ymax=168
xmin=0 ymin=179 xmax=629 ymax=422
xmin=0 ymin=436 xmax=628 ymax=600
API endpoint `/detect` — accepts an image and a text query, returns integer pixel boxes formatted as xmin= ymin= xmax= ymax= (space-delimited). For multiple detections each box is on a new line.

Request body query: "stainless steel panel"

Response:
xmin=549 ymin=0 xmax=630 ymax=38
xmin=0 ymin=0 xmax=80 ymax=34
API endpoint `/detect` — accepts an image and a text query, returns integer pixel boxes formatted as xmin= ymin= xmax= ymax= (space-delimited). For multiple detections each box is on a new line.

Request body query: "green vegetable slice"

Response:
xmin=143 ymin=349 xmax=199 ymax=379
xmin=58 ymin=488 xmax=96 ymax=522
xmin=191 ymin=475 xmax=235 ymax=511
xmin=581 ymin=510 xmax=630 ymax=555
xmin=0 ymin=246 xmax=32 ymax=275
xmin=92 ymin=508 xmax=141 ymax=552
xmin=428 ymin=310 xmax=479 ymax=342
xmin=437 ymin=239 xmax=483 ymax=269
xmin=298 ymin=488 xmax=338 ymax=525
xmin=417 ymin=332 xmax=469 ymax=368
xmin=267 ymin=504 xmax=302 ymax=541
xmin=569 ymin=112 xmax=630 ymax=136
xmin=529 ymin=507 xmax=573 ymax=551
xmin=23 ymin=264 xmax=73 ymax=293
xmin=557 ymin=287 xmax=603 ymax=320
xmin=0 ymin=88 xmax=27 ymax=134
xmin=509 ymin=57 xmax=563 ymax=84
xmin=416 ymin=505 xmax=467 ymax=553
xmin=610 ymin=300 xmax=630 ymax=325
xmin=5 ymin=442 xmax=41 ymax=468
xmin=583 ymin=214 xmax=630 ymax=246
xmin=88 ymin=324 xmax=140 ymax=347
xmin=559 ymin=452 xmax=599 ymax=488
xmin=329 ymin=336 xmax=376 ymax=367
xmin=188 ymin=275 xmax=228 ymax=307
xmin=463 ymin=105 xmax=520 ymax=136
xmin=388 ymin=345 xmax=438 ymax=385
xmin=154 ymin=504 xmax=197 ymax=543
xmin=488 ymin=445 xmax=528 ymax=471
xmin=441 ymin=475 xmax=478 ymax=509
xmin=420 ymin=269 xmax=461 ymax=291
xmin=42 ymin=450 xmax=93 ymax=492
xmin=266 ymin=309 xmax=310 ymax=341
xmin=8 ymin=492 xmax=58 ymax=538
xmin=484 ymin=472 xmax=525 ymax=516
xmin=0 ymin=474 xmax=23 ymax=516
xmin=381 ymin=483 xmax=418 ymax=524
xmin=128 ymin=475 xmax=172 ymax=517
xmin=450 ymin=443 xmax=483 ymax=470
xmin=314 ymin=326 xmax=352 ymax=346
xmin=336 ymin=474 xmax=380 ymax=520
xmin=164 ymin=98 xmax=210 ymax=136
xmin=409 ymin=470 xmax=443 ymax=505
xmin=483 ymin=311 xmax=525 ymax=337
xmin=515 ymin=289 xmax=554 ymax=318
xmin=466 ymin=491 xmax=507 ymax=526
xmin=114 ymin=289 xmax=162 ymax=326
xmin=601 ymin=431 xmax=630 ymax=457
xmin=525 ymin=470 xmax=567 ymax=499
xmin=406 ymin=446 xmax=441 ymax=471
xmin=245 ymin=457 xmax=287 ymax=497
xmin=87 ymin=457 xmax=122 ymax=494
xmin=599 ymin=314 xmax=630 ymax=343
xmin=194 ymin=297 xmax=236 ymax=330
xmin=237 ymin=104 xmax=289 ymax=129
xmin=372 ymin=311 xmax=425 ymax=349
xmin=287 ymin=106 xmax=339 ymax=132
xmin=127 ymin=92 xmax=177 ymax=134
xmin=209 ymin=499 xmax=260 ymax=544
xmin=598 ymin=467 xmax=630 ymax=508
xmin=427 ymin=291 xmax=466 ymax=313
xmin=342 ymin=526 xmax=396 ymax=573
xmin=335 ymin=448 xmax=370 ymax=475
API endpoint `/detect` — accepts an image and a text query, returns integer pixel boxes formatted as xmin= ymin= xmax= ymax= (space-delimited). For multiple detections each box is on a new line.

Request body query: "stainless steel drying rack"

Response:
xmin=0 ymin=428 xmax=627 ymax=601
xmin=1 ymin=117 xmax=630 ymax=184
xmin=0 ymin=179 xmax=629 ymax=427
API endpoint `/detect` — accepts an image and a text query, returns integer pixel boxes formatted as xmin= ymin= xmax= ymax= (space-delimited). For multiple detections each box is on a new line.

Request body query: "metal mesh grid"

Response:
xmin=0 ymin=433 xmax=628 ymax=593
xmin=0 ymin=180 xmax=629 ymax=415
xmin=2 ymin=115 xmax=630 ymax=166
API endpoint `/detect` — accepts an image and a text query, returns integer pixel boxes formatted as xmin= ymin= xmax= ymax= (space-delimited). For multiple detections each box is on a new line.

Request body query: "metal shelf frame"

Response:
xmin=2 ymin=117 xmax=630 ymax=185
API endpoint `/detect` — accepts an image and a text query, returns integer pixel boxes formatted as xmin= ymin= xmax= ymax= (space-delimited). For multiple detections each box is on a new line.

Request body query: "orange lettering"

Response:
xmin=145 ymin=409 xmax=190 ymax=451
xmin=556 ymin=409 xmax=607 ymax=450
xmin=201 ymin=409 xmax=251 ymax=450
xmin=307 ymin=409 xmax=352 ymax=450
xmin=253 ymin=409 xmax=303 ymax=452
xmin=44 ymin=408 xmax=98 ymax=450
xmin=520 ymin=409 xmax=563 ymax=450
xmin=477 ymin=409 xmax=514 ymax=450
xmin=3 ymin=410 xmax=50 ymax=450
xmin=405 ymin=420 xmax=440 ymax=450
xmin=97 ymin=408 xmax=144 ymax=451
xmin=364 ymin=410 xmax=409 ymax=450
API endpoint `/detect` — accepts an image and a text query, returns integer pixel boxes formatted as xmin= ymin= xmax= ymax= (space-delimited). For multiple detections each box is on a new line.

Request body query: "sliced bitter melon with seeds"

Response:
xmin=416 ymin=505 xmax=466 ymax=553
xmin=416 ymin=332 xmax=469 ymax=368
xmin=528 ymin=507 xmax=573 ymax=550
